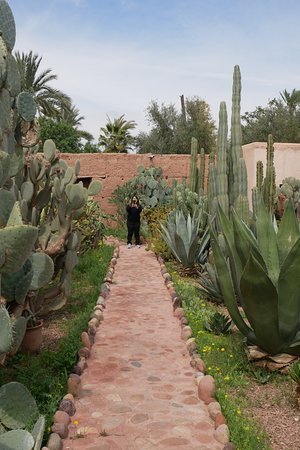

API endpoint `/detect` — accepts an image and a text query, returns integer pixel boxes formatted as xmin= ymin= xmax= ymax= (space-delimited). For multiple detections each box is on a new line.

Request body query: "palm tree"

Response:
xmin=15 ymin=51 xmax=71 ymax=118
xmin=98 ymin=115 xmax=137 ymax=153
xmin=280 ymin=89 xmax=300 ymax=116
xmin=58 ymin=103 xmax=93 ymax=142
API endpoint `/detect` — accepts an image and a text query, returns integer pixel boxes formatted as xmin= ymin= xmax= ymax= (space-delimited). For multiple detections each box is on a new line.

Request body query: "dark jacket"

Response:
xmin=126 ymin=204 xmax=142 ymax=223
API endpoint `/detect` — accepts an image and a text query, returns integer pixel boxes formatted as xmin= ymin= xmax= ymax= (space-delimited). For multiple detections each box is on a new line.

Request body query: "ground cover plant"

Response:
xmin=0 ymin=245 xmax=113 ymax=444
xmin=167 ymin=262 xmax=300 ymax=450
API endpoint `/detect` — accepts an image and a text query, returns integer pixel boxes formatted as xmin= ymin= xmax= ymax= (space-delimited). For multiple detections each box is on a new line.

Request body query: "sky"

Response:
xmin=8 ymin=0 xmax=300 ymax=143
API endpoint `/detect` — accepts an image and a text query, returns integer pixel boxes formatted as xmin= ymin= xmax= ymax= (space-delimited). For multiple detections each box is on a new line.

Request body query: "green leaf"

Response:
xmin=210 ymin=224 xmax=256 ymax=342
xmin=277 ymin=237 xmax=300 ymax=342
xmin=277 ymin=199 xmax=300 ymax=264
xmin=240 ymin=253 xmax=282 ymax=355
xmin=256 ymin=200 xmax=279 ymax=285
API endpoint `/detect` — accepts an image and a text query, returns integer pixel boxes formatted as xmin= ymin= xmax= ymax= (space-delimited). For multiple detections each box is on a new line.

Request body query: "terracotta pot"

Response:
xmin=21 ymin=320 xmax=43 ymax=354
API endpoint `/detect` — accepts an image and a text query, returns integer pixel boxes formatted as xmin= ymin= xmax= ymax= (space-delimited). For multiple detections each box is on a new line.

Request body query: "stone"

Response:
xmin=88 ymin=323 xmax=97 ymax=336
xmin=208 ymin=401 xmax=222 ymax=420
xmin=186 ymin=338 xmax=197 ymax=355
xmin=53 ymin=410 xmax=71 ymax=426
xmin=63 ymin=393 xmax=74 ymax=403
xmin=214 ymin=424 xmax=230 ymax=444
xmin=47 ymin=432 xmax=63 ymax=450
xmin=71 ymin=364 xmax=83 ymax=376
xmin=81 ymin=331 xmax=91 ymax=349
xmin=89 ymin=318 xmax=100 ymax=328
xmin=180 ymin=316 xmax=189 ymax=326
xmin=51 ymin=422 xmax=68 ymax=439
xmin=194 ymin=371 xmax=205 ymax=385
xmin=173 ymin=297 xmax=182 ymax=309
xmin=215 ymin=412 xmax=226 ymax=428
xmin=198 ymin=375 xmax=216 ymax=404
xmin=91 ymin=310 xmax=104 ymax=321
xmin=96 ymin=296 xmax=106 ymax=307
xmin=191 ymin=357 xmax=206 ymax=373
xmin=174 ymin=307 xmax=184 ymax=319
xmin=67 ymin=374 xmax=81 ymax=397
xmin=59 ymin=399 xmax=76 ymax=416
xmin=78 ymin=347 xmax=90 ymax=359
xmin=181 ymin=326 xmax=192 ymax=340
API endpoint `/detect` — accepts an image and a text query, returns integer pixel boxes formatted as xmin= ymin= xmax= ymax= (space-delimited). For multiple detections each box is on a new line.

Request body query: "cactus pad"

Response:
xmin=16 ymin=91 xmax=37 ymax=122
xmin=30 ymin=253 xmax=54 ymax=291
xmin=0 ymin=307 xmax=13 ymax=353
xmin=0 ymin=382 xmax=38 ymax=429
xmin=0 ymin=429 xmax=34 ymax=450
xmin=0 ymin=0 xmax=16 ymax=51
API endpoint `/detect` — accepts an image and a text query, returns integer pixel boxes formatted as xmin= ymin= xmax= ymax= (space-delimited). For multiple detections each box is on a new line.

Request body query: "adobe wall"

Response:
xmin=61 ymin=142 xmax=300 ymax=216
xmin=61 ymin=153 xmax=200 ymax=216
xmin=243 ymin=142 xmax=300 ymax=204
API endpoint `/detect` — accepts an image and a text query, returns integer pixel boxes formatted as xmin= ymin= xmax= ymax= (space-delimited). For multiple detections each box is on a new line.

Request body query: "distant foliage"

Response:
xmin=242 ymin=90 xmax=300 ymax=144
xmin=135 ymin=97 xmax=216 ymax=154
xmin=38 ymin=118 xmax=84 ymax=153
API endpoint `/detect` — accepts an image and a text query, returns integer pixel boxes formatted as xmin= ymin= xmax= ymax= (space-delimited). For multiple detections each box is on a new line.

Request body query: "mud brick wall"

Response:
xmin=60 ymin=153 xmax=206 ymax=216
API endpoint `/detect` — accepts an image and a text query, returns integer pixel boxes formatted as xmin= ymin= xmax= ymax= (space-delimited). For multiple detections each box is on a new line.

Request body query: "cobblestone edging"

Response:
xmin=157 ymin=255 xmax=236 ymax=450
xmin=44 ymin=238 xmax=120 ymax=450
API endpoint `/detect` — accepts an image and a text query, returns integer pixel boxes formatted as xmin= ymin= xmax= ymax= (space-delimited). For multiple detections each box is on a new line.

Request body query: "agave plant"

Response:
xmin=160 ymin=209 xmax=200 ymax=267
xmin=211 ymin=199 xmax=300 ymax=356
xmin=204 ymin=312 xmax=232 ymax=335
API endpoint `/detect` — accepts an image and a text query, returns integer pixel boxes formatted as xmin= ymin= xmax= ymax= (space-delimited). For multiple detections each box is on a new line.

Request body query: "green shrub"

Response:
xmin=73 ymin=200 xmax=107 ymax=253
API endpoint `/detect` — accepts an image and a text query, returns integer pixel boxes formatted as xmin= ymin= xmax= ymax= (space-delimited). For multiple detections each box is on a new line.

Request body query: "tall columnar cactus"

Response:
xmin=208 ymin=148 xmax=217 ymax=214
xmin=252 ymin=160 xmax=264 ymax=219
xmin=262 ymin=134 xmax=276 ymax=213
xmin=216 ymin=101 xmax=229 ymax=216
xmin=189 ymin=137 xmax=198 ymax=193
xmin=198 ymin=148 xmax=205 ymax=195
xmin=230 ymin=66 xmax=249 ymax=221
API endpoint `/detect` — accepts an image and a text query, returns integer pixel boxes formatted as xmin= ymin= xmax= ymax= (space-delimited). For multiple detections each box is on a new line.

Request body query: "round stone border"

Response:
xmin=157 ymin=254 xmax=236 ymax=450
xmin=46 ymin=238 xmax=120 ymax=450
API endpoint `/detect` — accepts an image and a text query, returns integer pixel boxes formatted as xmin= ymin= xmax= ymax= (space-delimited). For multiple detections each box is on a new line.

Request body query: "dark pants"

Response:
xmin=127 ymin=221 xmax=141 ymax=245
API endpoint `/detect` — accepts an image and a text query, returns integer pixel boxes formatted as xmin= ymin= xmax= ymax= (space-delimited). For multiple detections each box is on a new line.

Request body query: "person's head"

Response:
xmin=130 ymin=194 xmax=139 ymax=205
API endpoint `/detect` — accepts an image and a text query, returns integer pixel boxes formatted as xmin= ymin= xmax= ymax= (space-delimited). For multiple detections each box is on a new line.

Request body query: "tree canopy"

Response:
xmin=98 ymin=115 xmax=137 ymax=153
xmin=135 ymin=96 xmax=216 ymax=154
xmin=242 ymin=90 xmax=300 ymax=144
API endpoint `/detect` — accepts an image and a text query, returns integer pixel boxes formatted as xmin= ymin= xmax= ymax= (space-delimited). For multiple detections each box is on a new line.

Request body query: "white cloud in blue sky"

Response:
xmin=8 ymin=0 xmax=300 ymax=142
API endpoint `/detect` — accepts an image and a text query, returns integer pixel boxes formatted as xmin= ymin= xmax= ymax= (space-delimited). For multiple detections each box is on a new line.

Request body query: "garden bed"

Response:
xmin=167 ymin=263 xmax=300 ymax=450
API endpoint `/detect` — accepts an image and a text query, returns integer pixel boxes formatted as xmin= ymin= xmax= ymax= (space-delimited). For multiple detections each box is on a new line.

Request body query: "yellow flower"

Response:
xmin=224 ymin=375 xmax=230 ymax=381
xmin=220 ymin=347 xmax=225 ymax=352
xmin=237 ymin=409 xmax=241 ymax=414
xmin=73 ymin=420 xmax=79 ymax=425
xmin=229 ymin=354 xmax=233 ymax=358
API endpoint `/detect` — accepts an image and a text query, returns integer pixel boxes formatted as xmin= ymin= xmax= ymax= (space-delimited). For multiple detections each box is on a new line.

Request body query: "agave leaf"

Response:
xmin=240 ymin=253 xmax=282 ymax=355
xmin=277 ymin=237 xmax=300 ymax=342
xmin=174 ymin=233 xmax=188 ymax=266
xmin=210 ymin=224 xmax=256 ymax=342
xmin=277 ymin=199 xmax=300 ymax=264
xmin=256 ymin=200 xmax=279 ymax=285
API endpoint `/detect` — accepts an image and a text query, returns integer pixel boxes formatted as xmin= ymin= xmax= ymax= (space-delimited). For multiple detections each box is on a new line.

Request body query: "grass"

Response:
xmin=167 ymin=263 xmax=273 ymax=450
xmin=0 ymin=244 xmax=114 ymax=441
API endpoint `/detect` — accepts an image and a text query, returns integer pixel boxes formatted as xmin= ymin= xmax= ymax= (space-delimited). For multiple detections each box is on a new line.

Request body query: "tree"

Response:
xmin=135 ymin=97 xmax=216 ymax=154
xmin=242 ymin=94 xmax=300 ymax=144
xmin=98 ymin=115 xmax=137 ymax=153
xmin=15 ymin=51 xmax=71 ymax=118
xmin=38 ymin=118 xmax=83 ymax=153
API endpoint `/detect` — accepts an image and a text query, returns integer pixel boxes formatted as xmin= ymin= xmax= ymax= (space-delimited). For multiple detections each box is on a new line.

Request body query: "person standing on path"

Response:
xmin=126 ymin=194 xmax=143 ymax=249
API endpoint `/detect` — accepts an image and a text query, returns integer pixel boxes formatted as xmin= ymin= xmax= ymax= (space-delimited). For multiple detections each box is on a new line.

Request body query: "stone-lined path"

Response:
xmin=63 ymin=244 xmax=224 ymax=449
